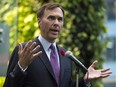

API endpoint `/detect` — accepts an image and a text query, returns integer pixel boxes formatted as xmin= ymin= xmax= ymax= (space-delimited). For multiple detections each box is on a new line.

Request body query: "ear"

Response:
xmin=37 ymin=18 xmax=41 ymax=28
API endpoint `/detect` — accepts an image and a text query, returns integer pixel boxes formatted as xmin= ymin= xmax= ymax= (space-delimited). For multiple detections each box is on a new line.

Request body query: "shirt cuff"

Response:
xmin=18 ymin=61 xmax=28 ymax=72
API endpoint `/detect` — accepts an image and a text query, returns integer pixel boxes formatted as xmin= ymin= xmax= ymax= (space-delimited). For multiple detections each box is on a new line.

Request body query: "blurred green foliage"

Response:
xmin=0 ymin=0 xmax=107 ymax=87
xmin=58 ymin=0 xmax=107 ymax=86
xmin=0 ymin=76 xmax=5 ymax=87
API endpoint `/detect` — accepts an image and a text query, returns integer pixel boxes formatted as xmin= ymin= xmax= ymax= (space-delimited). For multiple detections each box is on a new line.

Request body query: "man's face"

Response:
xmin=39 ymin=7 xmax=64 ymax=43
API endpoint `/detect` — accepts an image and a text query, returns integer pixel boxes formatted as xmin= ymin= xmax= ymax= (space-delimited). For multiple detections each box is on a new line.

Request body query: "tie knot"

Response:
xmin=50 ymin=44 xmax=55 ymax=50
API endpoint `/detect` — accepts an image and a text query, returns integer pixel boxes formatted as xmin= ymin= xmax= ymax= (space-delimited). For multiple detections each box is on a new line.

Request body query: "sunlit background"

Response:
xmin=0 ymin=0 xmax=116 ymax=87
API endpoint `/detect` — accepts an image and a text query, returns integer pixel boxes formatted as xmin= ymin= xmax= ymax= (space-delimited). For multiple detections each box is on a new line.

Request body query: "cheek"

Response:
xmin=60 ymin=24 xmax=63 ymax=30
xmin=40 ymin=22 xmax=48 ymax=30
xmin=40 ymin=24 xmax=51 ymax=35
xmin=42 ymin=20 xmax=52 ymax=29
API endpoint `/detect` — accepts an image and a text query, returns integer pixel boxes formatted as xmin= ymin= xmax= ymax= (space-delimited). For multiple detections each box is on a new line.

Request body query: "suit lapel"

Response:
xmin=34 ymin=37 xmax=56 ymax=80
xmin=34 ymin=37 xmax=68 ymax=86
xmin=57 ymin=46 xmax=66 ymax=83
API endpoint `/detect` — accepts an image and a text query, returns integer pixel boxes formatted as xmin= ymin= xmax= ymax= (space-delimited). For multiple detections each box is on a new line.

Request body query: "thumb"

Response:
xmin=90 ymin=60 xmax=98 ymax=68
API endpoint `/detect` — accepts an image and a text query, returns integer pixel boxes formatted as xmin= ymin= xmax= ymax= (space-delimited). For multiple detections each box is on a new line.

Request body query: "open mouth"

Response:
xmin=50 ymin=29 xmax=59 ymax=35
xmin=50 ymin=29 xmax=59 ymax=32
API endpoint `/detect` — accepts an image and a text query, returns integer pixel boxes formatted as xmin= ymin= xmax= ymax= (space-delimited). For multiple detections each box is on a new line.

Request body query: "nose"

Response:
xmin=53 ymin=19 xmax=59 ymax=25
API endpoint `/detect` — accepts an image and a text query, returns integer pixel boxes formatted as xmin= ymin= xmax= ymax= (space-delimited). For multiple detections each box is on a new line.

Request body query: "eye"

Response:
xmin=58 ymin=17 xmax=63 ymax=22
xmin=48 ymin=16 xmax=55 ymax=20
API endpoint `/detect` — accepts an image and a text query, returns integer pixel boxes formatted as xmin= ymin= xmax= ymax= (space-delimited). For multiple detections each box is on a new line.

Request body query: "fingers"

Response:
xmin=31 ymin=45 xmax=40 ymax=53
xmin=18 ymin=40 xmax=42 ymax=68
xmin=20 ymin=40 xmax=41 ymax=55
xmin=101 ymin=68 xmax=112 ymax=77
xmin=29 ymin=42 xmax=37 ymax=52
xmin=101 ymin=68 xmax=110 ymax=72
xmin=90 ymin=60 xmax=98 ymax=68
xmin=18 ymin=44 xmax=22 ymax=52
xmin=18 ymin=43 xmax=23 ymax=54
xmin=100 ymin=68 xmax=112 ymax=78
xmin=30 ymin=45 xmax=42 ymax=58
xmin=23 ymin=40 xmax=33 ymax=52
xmin=101 ymin=72 xmax=112 ymax=76
xmin=32 ymin=51 xmax=42 ymax=60
xmin=100 ymin=72 xmax=112 ymax=78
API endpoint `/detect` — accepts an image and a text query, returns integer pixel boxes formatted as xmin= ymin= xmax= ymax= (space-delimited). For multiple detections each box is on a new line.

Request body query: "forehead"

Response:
xmin=43 ymin=7 xmax=64 ymax=18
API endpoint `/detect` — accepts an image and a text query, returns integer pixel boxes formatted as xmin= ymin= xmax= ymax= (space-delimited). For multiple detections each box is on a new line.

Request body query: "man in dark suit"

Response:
xmin=3 ymin=3 xmax=112 ymax=87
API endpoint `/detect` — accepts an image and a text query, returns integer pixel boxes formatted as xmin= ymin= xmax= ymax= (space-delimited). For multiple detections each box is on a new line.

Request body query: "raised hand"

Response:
xmin=84 ymin=60 xmax=112 ymax=83
xmin=18 ymin=40 xmax=42 ymax=69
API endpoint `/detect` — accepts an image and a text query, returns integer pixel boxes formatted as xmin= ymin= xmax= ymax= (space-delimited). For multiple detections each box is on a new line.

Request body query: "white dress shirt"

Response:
xmin=38 ymin=35 xmax=60 ymax=67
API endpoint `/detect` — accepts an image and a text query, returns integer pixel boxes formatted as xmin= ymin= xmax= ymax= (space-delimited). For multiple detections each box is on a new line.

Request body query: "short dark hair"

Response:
xmin=37 ymin=3 xmax=64 ymax=19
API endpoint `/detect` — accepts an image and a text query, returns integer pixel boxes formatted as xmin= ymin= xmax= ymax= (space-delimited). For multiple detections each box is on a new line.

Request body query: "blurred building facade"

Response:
xmin=103 ymin=0 xmax=116 ymax=87
xmin=0 ymin=23 xmax=9 ymax=76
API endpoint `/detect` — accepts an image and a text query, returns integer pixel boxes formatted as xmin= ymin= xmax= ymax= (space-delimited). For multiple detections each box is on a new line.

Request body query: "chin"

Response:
xmin=51 ymin=35 xmax=58 ymax=38
xmin=50 ymin=37 xmax=57 ymax=42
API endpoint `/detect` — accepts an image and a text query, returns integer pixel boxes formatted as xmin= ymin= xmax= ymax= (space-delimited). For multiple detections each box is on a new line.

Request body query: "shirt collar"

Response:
xmin=38 ymin=35 xmax=57 ymax=51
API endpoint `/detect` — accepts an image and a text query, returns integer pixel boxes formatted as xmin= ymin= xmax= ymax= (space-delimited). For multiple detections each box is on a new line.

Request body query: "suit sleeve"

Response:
xmin=3 ymin=46 xmax=27 ymax=87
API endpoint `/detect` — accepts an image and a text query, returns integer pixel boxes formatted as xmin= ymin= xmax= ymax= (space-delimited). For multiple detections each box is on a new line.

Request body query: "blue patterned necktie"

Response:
xmin=50 ymin=44 xmax=60 ymax=85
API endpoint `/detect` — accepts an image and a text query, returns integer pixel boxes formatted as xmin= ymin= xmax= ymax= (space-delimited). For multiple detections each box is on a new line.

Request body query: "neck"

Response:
xmin=40 ymin=35 xmax=56 ymax=43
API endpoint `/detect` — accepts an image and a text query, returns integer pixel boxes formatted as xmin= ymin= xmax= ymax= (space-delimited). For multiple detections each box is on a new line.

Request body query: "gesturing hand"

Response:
xmin=18 ymin=40 xmax=42 ymax=69
xmin=84 ymin=60 xmax=112 ymax=83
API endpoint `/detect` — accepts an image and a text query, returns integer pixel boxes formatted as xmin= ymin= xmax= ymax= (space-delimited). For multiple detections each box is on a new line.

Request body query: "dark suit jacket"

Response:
xmin=3 ymin=37 xmax=86 ymax=87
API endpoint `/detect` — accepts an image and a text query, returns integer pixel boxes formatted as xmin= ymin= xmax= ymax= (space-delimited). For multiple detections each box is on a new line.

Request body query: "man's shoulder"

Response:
xmin=57 ymin=45 xmax=66 ymax=51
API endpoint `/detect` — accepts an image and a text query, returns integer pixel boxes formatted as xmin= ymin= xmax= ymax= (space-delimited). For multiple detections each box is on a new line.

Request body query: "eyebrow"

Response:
xmin=48 ymin=15 xmax=63 ymax=18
